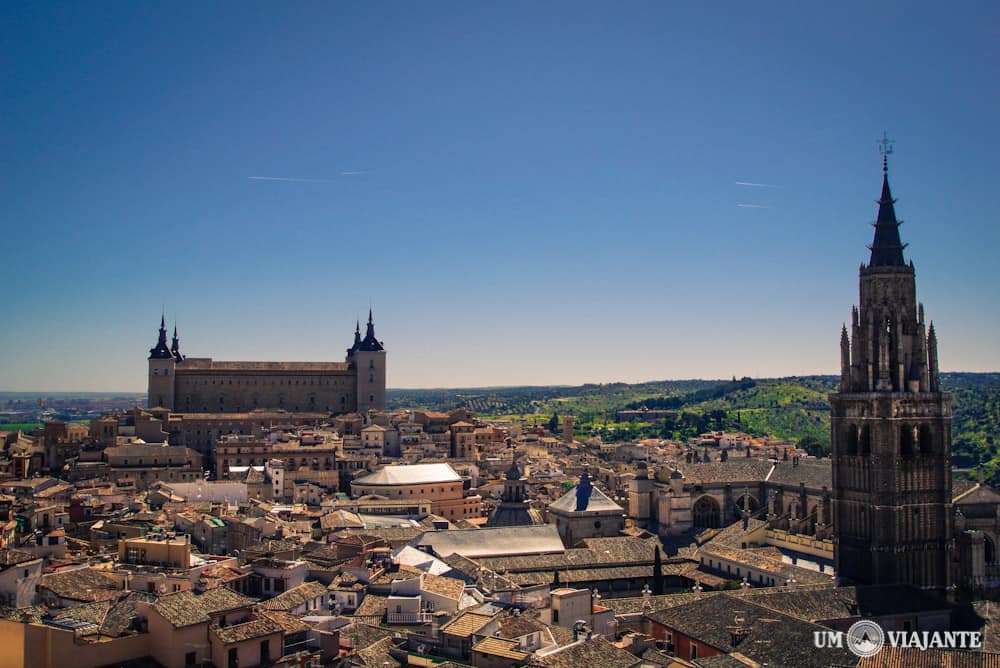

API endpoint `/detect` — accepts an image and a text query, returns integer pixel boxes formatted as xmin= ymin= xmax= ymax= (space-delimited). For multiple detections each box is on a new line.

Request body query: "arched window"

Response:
xmin=859 ymin=426 xmax=871 ymax=456
xmin=693 ymin=495 xmax=721 ymax=529
xmin=900 ymin=425 xmax=916 ymax=456
xmin=919 ymin=425 xmax=935 ymax=455
xmin=734 ymin=495 xmax=759 ymax=516
xmin=845 ymin=425 xmax=859 ymax=456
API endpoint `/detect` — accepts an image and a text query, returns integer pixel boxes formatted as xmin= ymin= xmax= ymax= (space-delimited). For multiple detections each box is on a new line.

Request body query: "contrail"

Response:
xmin=735 ymin=181 xmax=778 ymax=188
xmin=248 ymin=176 xmax=331 ymax=183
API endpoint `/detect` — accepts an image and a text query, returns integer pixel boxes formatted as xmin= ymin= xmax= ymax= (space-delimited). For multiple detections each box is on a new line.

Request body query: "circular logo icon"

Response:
xmin=846 ymin=619 xmax=885 ymax=658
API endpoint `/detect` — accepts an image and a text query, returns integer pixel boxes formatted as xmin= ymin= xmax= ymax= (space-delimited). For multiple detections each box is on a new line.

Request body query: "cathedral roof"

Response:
xmin=867 ymin=161 xmax=908 ymax=267
xmin=485 ymin=504 xmax=545 ymax=528
xmin=549 ymin=483 xmax=623 ymax=514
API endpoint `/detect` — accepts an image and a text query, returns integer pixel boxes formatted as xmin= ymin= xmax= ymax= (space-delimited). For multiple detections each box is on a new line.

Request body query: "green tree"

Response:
xmin=797 ymin=435 xmax=828 ymax=458
xmin=652 ymin=546 xmax=664 ymax=595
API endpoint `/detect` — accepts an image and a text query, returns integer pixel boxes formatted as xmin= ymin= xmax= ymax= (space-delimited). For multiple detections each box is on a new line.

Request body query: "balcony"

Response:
xmin=387 ymin=611 xmax=432 ymax=625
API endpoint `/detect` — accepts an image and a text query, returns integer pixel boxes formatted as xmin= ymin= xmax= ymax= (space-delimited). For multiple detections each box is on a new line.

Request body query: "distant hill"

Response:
xmin=388 ymin=372 xmax=1000 ymax=471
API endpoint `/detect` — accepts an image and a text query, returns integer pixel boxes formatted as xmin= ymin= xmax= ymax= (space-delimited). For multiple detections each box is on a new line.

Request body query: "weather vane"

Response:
xmin=878 ymin=131 xmax=895 ymax=173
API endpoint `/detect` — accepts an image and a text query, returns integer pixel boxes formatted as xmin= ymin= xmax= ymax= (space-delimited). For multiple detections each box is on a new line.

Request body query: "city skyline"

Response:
xmin=4 ymin=2 xmax=1000 ymax=391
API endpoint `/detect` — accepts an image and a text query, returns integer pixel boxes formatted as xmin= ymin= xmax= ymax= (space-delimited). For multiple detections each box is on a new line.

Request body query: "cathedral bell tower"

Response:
xmin=830 ymin=143 xmax=953 ymax=590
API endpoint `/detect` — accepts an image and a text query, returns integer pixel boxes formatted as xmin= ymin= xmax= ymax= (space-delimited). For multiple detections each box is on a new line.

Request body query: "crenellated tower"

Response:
xmin=830 ymin=148 xmax=952 ymax=590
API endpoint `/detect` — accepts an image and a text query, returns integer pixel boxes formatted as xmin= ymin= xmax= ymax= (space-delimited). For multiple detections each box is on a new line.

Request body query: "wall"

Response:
xmin=174 ymin=369 xmax=356 ymax=413
xmin=139 ymin=601 xmax=212 ymax=668
xmin=765 ymin=529 xmax=834 ymax=560
xmin=210 ymin=632 xmax=281 ymax=668
xmin=0 ymin=558 xmax=42 ymax=607
xmin=0 ymin=620 xmax=152 ymax=668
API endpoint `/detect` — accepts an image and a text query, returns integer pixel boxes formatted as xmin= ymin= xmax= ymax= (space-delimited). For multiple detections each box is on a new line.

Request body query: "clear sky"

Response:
xmin=2 ymin=2 xmax=999 ymax=391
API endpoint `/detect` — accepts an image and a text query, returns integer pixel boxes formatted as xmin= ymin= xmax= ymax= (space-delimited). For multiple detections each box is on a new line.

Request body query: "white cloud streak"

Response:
xmin=736 ymin=203 xmax=770 ymax=208
xmin=248 ymin=171 xmax=370 ymax=182
xmin=248 ymin=176 xmax=331 ymax=183
xmin=735 ymin=181 xmax=778 ymax=188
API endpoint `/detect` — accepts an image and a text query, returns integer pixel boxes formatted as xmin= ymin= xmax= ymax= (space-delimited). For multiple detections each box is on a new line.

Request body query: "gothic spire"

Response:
xmin=867 ymin=150 xmax=908 ymax=267
xmin=149 ymin=314 xmax=173 ymax=360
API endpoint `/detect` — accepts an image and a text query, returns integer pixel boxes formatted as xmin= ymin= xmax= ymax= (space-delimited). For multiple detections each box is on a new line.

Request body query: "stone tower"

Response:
xmin=147 ymin=315 xmax=176 ymax=409
xmin=830 ymin=154 xmax=952 ymax=590
xmin=352 ymin=309 xmax=386 ymax=414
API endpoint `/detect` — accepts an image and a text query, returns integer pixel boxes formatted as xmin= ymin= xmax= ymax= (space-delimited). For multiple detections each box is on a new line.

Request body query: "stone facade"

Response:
xmin=629 ymin=457 xmax=832 ymax=541
xmin=548 ymin=471 xmax=625 ymax=547
xmin=147 ymin=312 xmax=386 ymax=415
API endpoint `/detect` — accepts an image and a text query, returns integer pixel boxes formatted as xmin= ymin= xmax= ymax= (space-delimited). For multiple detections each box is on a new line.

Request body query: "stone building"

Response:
xmin=548 ymin=470 xmax=625 ymax=547
xmin=350 ymin=463 xmax=483 ymax=522
xmin=628 ymin=456 xmax=833 ymax=542
xmin=147 ymin=310 xmax=386 ymax=415
xmin=830 ymin=154 xmax=953 ymax=590
xmin=953 ymin=476 xmax=1000 ymax=590
xmin=485 ymin=459 xmax=545 ymax=528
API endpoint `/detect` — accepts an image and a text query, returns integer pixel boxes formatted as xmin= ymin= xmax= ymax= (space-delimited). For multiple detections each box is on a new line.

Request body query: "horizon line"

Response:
xmin=3 ymin=369 xmax=998 ymax=395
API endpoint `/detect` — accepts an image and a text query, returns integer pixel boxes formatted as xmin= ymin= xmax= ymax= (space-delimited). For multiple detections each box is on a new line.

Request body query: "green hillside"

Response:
xmin=387 ymin=372 xmax=1000 ymax=468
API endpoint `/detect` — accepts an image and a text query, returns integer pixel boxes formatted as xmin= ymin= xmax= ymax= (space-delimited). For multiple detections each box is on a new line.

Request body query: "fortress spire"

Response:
xmin=171 ymin=324 xmax=184 ymax=362
xmin=359 ymin=309 xmax=384 ymax=351
xmin=149 ymin=314 xmax=173 ymax=360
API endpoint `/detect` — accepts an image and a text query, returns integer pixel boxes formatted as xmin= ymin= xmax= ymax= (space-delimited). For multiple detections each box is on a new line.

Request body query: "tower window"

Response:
xmin=919 ymin=425 xmax=934 ymax=454
xmin=859 ymin=426 xmax=871 ymax=456
xmin=900 ymin=425 xmax=916 ymax=456
xmin=845 ymin=425 xmax=859 ymax=456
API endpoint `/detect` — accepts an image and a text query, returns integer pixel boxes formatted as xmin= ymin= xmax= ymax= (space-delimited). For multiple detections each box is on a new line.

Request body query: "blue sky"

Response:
xmin=2 ymin=2 xmax=999 ymax=391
